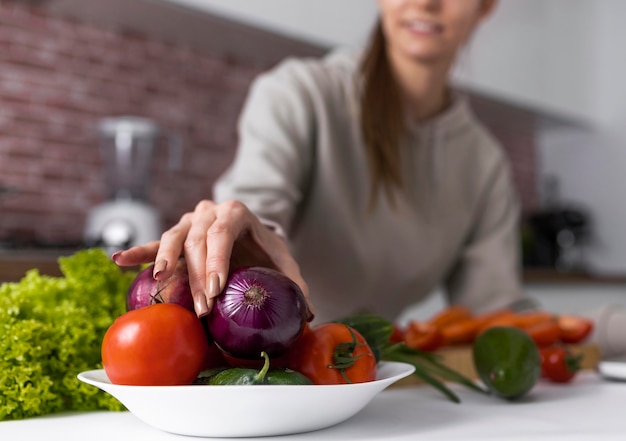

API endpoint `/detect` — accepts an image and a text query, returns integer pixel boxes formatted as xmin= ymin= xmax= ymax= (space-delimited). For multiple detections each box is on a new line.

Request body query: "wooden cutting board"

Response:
xmin=393 ymin=343 xmax=601 ymax=387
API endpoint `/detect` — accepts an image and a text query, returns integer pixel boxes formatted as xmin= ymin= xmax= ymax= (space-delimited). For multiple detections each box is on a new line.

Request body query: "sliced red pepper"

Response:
xmin=558 ymin=315 xmax=594 ymax=344
xmin=428 ymin=305 xmax=473 ymax=329
xmin=440 ymin=318 xmax=481 ymax=345
xmin=403 ymin=321 xmax=444 ymax=352
xmin=524 ymin=320 xmax=562 ymax=347
xmin=390 ymin=324 xmax=405 ymax=344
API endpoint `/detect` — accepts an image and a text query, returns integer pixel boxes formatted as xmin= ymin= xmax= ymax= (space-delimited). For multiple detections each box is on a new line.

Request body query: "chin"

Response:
xmin=403 ymin=49 xmax=449 ymax=65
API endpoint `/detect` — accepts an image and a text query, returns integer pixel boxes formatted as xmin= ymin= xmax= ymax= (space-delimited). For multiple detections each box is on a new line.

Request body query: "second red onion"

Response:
xmin=126 ymin=258 xmax=194 ymax=312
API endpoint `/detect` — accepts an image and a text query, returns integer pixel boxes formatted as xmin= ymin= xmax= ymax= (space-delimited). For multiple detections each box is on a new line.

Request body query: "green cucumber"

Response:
xmin=193 ymin=367 xmax=229 ymax=385
xmin=208 ymin=352 xmax=312 ymax=385
xmin=473 ymin=326 xmax=541 ymax=400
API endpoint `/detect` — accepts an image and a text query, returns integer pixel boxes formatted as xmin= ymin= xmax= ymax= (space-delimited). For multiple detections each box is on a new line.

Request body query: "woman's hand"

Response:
xmin=112 ymin=199 xmax=311 ymax=318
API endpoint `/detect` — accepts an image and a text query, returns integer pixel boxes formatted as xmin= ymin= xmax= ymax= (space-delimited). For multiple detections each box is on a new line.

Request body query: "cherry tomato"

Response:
xmin=540 ymin=346 xmax=582 ymax=383
xmin=102 ymin=303 xmax=209 ymax=385
xmin=403 ymin=321 xmax=444 ymax=351
xmin=286 ymin=323 xmax=377 ymax=385
xmin=558 ymin=315 xmax=594 ymax=344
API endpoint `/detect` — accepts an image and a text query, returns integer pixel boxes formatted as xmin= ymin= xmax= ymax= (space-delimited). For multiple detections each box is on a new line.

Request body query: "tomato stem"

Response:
xmin=565 ymin=352 xmax=583 ymax=373
xmin=328 ymin=325 xmax=368 ymax=384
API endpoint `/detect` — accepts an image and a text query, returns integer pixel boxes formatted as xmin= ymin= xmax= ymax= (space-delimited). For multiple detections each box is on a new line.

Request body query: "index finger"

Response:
xmin=203 ymin=200 xmax=261 ymax=300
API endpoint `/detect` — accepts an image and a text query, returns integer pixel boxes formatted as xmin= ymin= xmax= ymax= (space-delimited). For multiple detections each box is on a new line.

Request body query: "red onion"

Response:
xmin=205 ymin=267 xmax=309 ymax=359
xmin=126 ymin=258 xmax=194 ymax=312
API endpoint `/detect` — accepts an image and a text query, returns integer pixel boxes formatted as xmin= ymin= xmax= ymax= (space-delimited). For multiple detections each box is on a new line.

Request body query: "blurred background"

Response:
xmin=1 ymin=0 xmax=625 ymax=313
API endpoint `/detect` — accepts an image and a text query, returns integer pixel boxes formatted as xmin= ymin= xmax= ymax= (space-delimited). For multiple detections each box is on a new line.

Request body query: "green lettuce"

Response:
xmin=0 ymin=248 xmax=138 ymax=420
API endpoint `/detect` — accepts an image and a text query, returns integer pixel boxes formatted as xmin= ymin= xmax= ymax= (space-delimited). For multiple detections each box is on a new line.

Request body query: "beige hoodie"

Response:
xmin=214 ymin=50 xmax=623 ymax=356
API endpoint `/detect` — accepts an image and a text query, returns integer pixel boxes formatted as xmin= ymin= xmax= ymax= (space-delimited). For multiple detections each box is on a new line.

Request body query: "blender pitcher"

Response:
xmin=84 ymin=116 xmax=181 ymax=253
xmin=98 ymin=116 xmax=181 ymax=201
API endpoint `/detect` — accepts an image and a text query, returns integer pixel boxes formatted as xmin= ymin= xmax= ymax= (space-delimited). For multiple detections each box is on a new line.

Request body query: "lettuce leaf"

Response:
xmin=0 ymin=248 xmax=138 ymax=420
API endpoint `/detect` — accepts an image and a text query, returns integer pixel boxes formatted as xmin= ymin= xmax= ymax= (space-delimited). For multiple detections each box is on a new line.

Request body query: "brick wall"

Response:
xmin=0 ymin=3 xmax=263 ymax=246
xmin=0 ymin=3 xmax=538 ymax=247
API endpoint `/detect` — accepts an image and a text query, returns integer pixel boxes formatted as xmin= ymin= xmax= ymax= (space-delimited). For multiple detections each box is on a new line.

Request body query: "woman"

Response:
xmin=114 ymin=0 xmax=528 ymax=323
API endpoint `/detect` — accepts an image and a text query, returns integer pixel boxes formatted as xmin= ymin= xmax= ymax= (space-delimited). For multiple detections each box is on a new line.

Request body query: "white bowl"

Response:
xmin=78 ymin=361 xmax=414 ymax=438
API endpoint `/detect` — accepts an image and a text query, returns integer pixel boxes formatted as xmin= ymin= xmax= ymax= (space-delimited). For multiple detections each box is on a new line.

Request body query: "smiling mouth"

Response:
xmin=405 ymin=20 xmax=443 ymax=35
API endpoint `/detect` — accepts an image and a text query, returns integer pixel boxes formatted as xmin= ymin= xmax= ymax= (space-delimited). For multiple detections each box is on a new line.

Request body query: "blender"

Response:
xmin=84 ymin=116 xmax=181 ymax=254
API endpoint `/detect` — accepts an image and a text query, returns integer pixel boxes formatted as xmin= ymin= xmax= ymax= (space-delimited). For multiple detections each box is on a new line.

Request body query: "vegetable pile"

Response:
xmin=4 ymin=249 xmax=545 ymax=422
xmin=0 ymin=249 xmax=137 ymax=421
xmin=104 ymin=264 xmax=486 ymax=402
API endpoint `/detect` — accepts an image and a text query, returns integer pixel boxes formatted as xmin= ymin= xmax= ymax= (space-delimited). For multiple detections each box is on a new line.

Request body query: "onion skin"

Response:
xmin=126 ymin=258 xmax=194 ymax=312
xmin=206 ymin=267 xmax=309 ymax=359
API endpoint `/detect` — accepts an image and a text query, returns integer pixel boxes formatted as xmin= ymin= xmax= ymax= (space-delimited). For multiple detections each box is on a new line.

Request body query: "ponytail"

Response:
xmin=359 ymin=20 xmax=406 ymax=209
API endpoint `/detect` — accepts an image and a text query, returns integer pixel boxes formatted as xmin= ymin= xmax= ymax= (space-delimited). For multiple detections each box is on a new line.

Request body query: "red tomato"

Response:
xmin=286 ymin=323 xmax=377 ymax=385
xmin=540 ymin=346 xmax=582 ymax=383
xmin=102 ymin=303 xmax=209 ymax=385
xmin=558 ymin=315 xmax=594 ymax=344
xmin=403 ymin=321 xmax=444 ymax=352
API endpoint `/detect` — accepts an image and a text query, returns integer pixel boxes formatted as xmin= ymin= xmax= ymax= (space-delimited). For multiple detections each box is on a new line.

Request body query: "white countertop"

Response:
xmin=1 ymin=372 xmax=624 ymax=440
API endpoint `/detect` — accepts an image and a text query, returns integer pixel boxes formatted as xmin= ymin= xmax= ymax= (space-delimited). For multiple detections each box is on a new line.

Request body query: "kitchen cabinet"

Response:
xmin=164 ymin=0 xmax=378 ymax=49
xmin=523 ymin=268 xmax=626 ymax=286
xmin=40 ymin=0 xmax=326 ymax=66
xmin=0 ymin=250 xmax=65 ymax=283
xmin=0 ymin=250 xmax=144 ymax=283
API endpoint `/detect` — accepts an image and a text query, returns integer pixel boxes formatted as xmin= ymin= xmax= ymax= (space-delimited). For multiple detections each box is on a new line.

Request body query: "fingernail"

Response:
xmin=111 ymin=251 xmax=122 ymax=263
xmin=195 ymin=295 xmax=209 ymax=318
xmin=207 ymin=272 xmax=221 ymax=298
xmin=153 ymin=260 xmax=167 ymax=280
xmin=203 ymin=297 xmax=214 ymax=317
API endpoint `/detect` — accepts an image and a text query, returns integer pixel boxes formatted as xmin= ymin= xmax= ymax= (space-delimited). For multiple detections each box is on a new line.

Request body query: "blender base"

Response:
xmin=84 ymin=199 xmax=162 ymax=254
